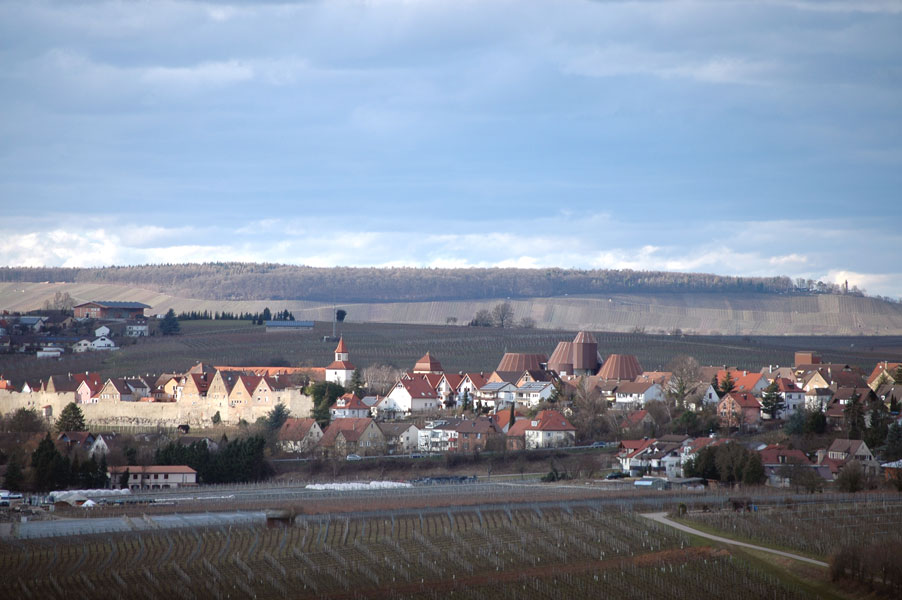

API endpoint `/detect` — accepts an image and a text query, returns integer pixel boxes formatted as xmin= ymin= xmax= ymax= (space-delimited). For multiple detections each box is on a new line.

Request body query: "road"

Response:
xmin=641 ymin=511 xmax=829 ymax=568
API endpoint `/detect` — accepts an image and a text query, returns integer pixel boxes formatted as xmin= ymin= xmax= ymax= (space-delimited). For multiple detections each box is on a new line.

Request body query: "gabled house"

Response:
xmin=616 ymin=438 xmax=657 ymax=473
xmin=621 ymin=409 xmax=655 ymax=432
xmin=614 ymin=381 xmax=665 ymax=409
xmin=773 ymin=378 xmax=806 ymax=418
xmin=453 ymin=417 xmax=502 ymax=453
xmin=696 ymin=384 xmax=721 ymax=410
xmin=514 ymin=381 xmax=554 ymax=407
xmin=506 ymin=410 xmax=575 ymax=450
xmin=718 ymin=392 xmax=761 ymax=429
xmin=75 ymin=373 xmax=104 ymax=404
xmin=278 ymin=418 xmax=324 ymax=453
xmin=330 ymin=393 xmax=371 ymax=419
xmin=757 ymin=444 xmax=820 ymax=487
xmin=319 ymin=418 xmax=385 ymax=457
xmin=477 ymin=381 xmax=518 ymax=410
xmin=380 ymin=378 xmax=441 ymax=416
xmin=819 ymin=439 xmax=879 ymax=476
xmin=377 ymin=422 xmax=419 ymax=455
xmin=57 ymin=431 xmax=97 ymax=451
xmin=805 ymin=387 xmax=833 ymax=412
xmin=97 ymin=378 xmax=135 ymax=402
xmin=867 ymin=361 xmax=902 ymax=390
xmin=418 ymin=419 xmax=463 ymax=453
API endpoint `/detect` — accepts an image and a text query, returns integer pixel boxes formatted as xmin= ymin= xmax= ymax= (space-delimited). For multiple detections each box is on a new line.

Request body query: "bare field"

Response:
xmin=3 ymin=319 xmax=901 ymax=385
xmin=4 ymin=281 xmax=902 ymax=335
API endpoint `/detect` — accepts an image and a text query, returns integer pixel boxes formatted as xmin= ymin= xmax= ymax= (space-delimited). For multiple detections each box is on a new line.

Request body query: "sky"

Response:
xmin=1 ymin=0 xmax=900 ymax=298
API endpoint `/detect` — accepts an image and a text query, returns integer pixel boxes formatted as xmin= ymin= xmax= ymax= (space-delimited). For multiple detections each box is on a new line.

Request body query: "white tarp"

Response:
xmin=306 ymin=481 xmax=412 ymax=491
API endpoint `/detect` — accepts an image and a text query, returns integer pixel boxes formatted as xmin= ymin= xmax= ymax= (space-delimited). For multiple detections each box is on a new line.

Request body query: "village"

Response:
xmin=2 ymin=305 xmax=902 ymax=496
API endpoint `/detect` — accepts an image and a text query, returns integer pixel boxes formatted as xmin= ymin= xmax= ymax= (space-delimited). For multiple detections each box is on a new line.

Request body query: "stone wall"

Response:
xmin=0 ymin=389 xmax=313 ymax=428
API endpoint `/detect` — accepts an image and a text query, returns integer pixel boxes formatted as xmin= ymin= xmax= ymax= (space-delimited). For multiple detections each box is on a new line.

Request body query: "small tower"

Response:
xmin=326 ymin=337 xmax=355 ymax=386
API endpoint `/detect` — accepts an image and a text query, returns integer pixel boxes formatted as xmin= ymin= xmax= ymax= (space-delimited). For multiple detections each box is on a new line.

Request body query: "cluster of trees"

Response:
xmin=0 ymin=264 xmax=832 ymax=303
xmin=830 ymin=540 xmax=902 ymax=595
xmin=25 ymin=434 xmax=109 ymax=492
xmin=41 ymin=290 xmax=75 ymax=312
xmin=154 ymin=435 xmax=271 ymax=484
xmin=308 ymin=382 xmax=346 ymax=428
xmin=469 ymin=302 xmax=535 ymax=328
xmin=683 ymin=443 xmax=766 ymax=485
xmin=176 ymin=307 xmax=296 ymax=323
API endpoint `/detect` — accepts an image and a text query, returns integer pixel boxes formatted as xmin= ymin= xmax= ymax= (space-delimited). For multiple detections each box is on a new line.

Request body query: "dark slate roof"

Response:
xmin=76 ymin=301 xmax=151 ymax=309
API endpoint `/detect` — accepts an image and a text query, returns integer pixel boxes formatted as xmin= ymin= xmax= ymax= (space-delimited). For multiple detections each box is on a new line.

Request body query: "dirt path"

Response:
xmin=641 ymin=512 xmax=829 ymax=568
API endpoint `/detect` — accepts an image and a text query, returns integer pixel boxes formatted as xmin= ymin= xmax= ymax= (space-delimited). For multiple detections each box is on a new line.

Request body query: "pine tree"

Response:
xmin=742 ymin=453 xmax=766 ymax=485
xmin=760 ymin=381 xmax=784 ymax=420
xmin=3 ymin=457 xmax=24 ymax=491
xmin=895 ymin=364 xmax=902 ymax=384
xmin=844 ymin=393 xmax=866 ymax=440
xmin=884 ymin=423 xmax=902 ymax=462
xmin=119 ymin=468 xmax=130 ymax=489
xmin=266 ymin=403 xmax=290 ymax=432
xmin=719 ymin=371 xmax=735 ymax=395
xmin=350 ymin=369 xmax=364 ymax=396
xmin=160 ymin=309 xmax=181 ymax=335
xmin=55 ymin=402 xmax=86 ymax=433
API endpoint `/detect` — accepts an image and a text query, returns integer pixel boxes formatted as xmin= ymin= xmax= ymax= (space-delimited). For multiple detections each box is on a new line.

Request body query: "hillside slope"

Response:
xmin=3 ymin=282 xmax=901 ymax=335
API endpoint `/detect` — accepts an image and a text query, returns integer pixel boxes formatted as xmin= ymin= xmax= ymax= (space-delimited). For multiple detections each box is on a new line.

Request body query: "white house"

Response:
xmin=697 ymin=384 xmax=721 ymax=409
xmin=325 ymin=338 xmax=355 ymax=386
xmin=614 ymin=382 xmax=665 ymax=408
xmin=775 ymin=378 xmax=806 ymax=418
xmin=507 ymin=410 xmax=576 ymax=450
xmin=92 ymin=336 xmax=117 ymax=351
xmin=476 ymin=382 xmax=518 ymax=410
xmin=109 ymin=465 xmax=197 ymax=490
xmin=125 ymin=323 xmax=149 ymax=337
xmin=417 ymin=419 xmax=462 ymax=453
xmin=94 ymin=325 xmax=111 ymax=338
xmin=515 ymin=381 xmax=554 ymax=408
xmin=36 ymin=346 xmax=64 ymax=359
xmin=381 ymin=378 xmax=441 ymax=416
xmin=73 ymin=339 xmax=92 ymax=353
xmin=330 ymin=393 xmax=371 ymax=419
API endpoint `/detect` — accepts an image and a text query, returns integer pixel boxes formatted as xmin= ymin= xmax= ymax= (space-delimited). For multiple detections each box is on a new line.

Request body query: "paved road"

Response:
xmin=641 ymin=512 xmax=829 ymax=568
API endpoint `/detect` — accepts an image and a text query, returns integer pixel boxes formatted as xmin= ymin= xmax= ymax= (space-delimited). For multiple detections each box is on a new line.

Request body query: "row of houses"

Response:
xmin=277 ymin=409 xmax=577 ymax=458
xmin=616 ymin=434 xmax=880 ymax=486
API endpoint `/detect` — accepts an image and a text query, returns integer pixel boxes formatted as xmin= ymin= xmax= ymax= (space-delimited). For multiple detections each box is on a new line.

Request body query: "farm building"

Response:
xmin=74 ymin=301 xmax=150 ymax=320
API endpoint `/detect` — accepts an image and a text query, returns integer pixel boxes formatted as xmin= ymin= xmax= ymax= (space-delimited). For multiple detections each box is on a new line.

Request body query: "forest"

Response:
xmin=0 ymin=264 xmax=854 ymax=303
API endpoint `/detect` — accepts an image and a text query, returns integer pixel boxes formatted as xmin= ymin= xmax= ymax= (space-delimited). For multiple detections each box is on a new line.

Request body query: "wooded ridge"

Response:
xmin=0 ymin=264 xmax=850 ymax=303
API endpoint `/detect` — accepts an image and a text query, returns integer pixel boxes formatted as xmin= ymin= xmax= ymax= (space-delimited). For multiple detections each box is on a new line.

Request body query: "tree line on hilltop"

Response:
xmin=0 ymin=263 xmax=870 ymax=303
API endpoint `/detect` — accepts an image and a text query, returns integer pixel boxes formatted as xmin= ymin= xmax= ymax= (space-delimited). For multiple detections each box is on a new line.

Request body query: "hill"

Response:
xmin=3 ymin=281 xmax=902 ymax=335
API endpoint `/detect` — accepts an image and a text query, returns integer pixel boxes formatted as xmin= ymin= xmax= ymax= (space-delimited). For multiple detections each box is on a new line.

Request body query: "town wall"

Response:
xmin=0 ymin=389 xmax=313 ymax=428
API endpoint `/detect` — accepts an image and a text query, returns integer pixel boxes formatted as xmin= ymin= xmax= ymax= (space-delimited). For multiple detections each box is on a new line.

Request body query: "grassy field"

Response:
xmin=3 ymin=318 xmax=902 ymax=385
xmin=0 ymin=503 xmax=828 ymax=599
xmin=4 ymin=281 xmax=902 ymax=335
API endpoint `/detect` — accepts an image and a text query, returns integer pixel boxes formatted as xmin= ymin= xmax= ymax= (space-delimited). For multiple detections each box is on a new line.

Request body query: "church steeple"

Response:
xmin=334 ymin=337 xmax=349 ymax=362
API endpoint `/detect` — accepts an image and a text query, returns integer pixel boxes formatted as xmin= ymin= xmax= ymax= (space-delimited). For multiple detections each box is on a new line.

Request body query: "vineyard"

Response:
xmin=682 ymin=498 xmax=902 ymax=559
xmin=0 ymin=503 xmax=820 ymax=599
xmin=5 ymin=317 xmax=902 ymax=387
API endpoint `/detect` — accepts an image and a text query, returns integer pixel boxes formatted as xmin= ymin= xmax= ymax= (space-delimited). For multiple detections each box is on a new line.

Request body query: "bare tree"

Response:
xmin=518 ymin=316 xmax=536 ymax=329
xmin=666 ymin=354 xmax=701 ymax=409
xmin=361 ymin=364 xmax=402 ymax=396
xmin=571 ymin=377 xmax=612 ymax=442
xmin=492 ymin=302 xmax=514 ymax=328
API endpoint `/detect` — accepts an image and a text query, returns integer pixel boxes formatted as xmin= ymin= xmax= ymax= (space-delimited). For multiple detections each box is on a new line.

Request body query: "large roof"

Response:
xmin=496 ymin=353 xmax=546 ymax=372
xmin=75 ymin=301 xmax=150 ymax=309
xmin=597 ymin=354 xmax=642 ymax=381
xmin=278 ymin=418 xmax=319 ymax=441
xmin=413 ymin=352 xmax=443 ymax=373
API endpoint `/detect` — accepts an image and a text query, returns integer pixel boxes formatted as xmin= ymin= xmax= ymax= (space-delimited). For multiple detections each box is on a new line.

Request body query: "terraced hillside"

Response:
xmin=3 ymin=282 xmax=902 ymax=335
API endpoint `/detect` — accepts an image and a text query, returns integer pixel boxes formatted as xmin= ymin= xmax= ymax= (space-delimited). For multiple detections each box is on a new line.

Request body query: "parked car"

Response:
xmin=605 ymin=472 xmax=627 ymax=480
xmin=345 ymin=454 xmax=362 ymax=461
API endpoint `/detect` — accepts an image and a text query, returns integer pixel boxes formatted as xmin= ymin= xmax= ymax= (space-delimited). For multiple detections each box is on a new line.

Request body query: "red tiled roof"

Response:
xmin=774 ymin=378 xmax=803 ymax=393
xmin=496 ymin=353 xmax=547 ymax=372
xmin=867 ymin=362 xmax=902 ymax=385
xmin=413 ymin=352 xmax=443 ymax=373
xmin=399 ymin=377 xmax=438 ymax=399
xmin=723 ymin=391 xmax=760 ymax=409
xmin=108 ymin=465 xmax=196 ymax=474
xmin=597 ymin=354 xmax=642 ymax=381
xmin=334 ymin=337 xmax=348 ymax=354
xmin=320 ymin=418 xmax=375 ymax=445
xmin=334 ymin=393 xmax=369 ymax=411
xmin=622 ymin=410 xmax=650 ymax=428
xmin=326 ymin=360 xmax=355 ymax=370
xmin=528 ymin=410 xmax=575 ymax=432
xmin=758 ymin=444 xmax=811 ymax=465
xmin=278 ymin=418 xmax=318 ymax=442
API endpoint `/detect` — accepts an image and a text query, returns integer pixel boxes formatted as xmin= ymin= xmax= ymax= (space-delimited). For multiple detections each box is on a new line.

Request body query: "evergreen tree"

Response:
xmin=742 ymin=453 xmax=766 ymax=485
xmin=160 ymin=309 xmax=181 ymax=335
xmin=31 ymin=433 xmax=68 ymax=492
xmin=884 ymin=423 xmax=902 ymax=462
xmin=124 ymin=446 xmax=138 ymax=466
xmin=460 ymin=389 xmax=472 ymax=412
xmin=119 ymin=468 xmax=130 ymax=489
xmin=719 ymin=371 xmax=736 ymax=395
xmin=895 ymin=364 xmax=902 ymax=384
xmin=262 ymin=307 xmax=272 ymax=322
xmin=864 ymin=400 xmax=890 ymax=451
xmin=55 ymin=402 xmax=86 ymax=433
xmin=3 ymin=457 xmax=24 ymax=491
xmin=760 ymin=381 xmax=784 ymax=420
xmin=211 ymin=411 xmax=222 ymax=425
xmin=266 ymin=403 xmax=290 ymax=433
xmin=350 ymin=369 xmax=364 ymax=396
xmin=844 ymin=393 xmax=866 ymax=440
xmin=889 ymin=395 xmax=900 ymax=414
xmin=804 ymin=409 xmax=827 ymax=435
